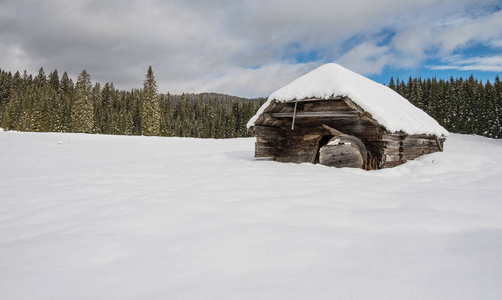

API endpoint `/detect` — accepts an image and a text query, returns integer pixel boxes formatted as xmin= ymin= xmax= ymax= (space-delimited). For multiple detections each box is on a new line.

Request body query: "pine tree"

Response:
xmin=483 ymin=80 xmax=501 ymax=138
xmin=388 ymin=76 xmax=396 ymax=91
xmin=59 ymin=72 xmax=74 ymax=132
xmin=72 ymin=70 xmax=94 ymax=133
xmin=458 ymin=76 xmax=476 ymax=133
xmin=427 ymin=77 xmax=440 ymax=120
xmin=1 ymin=110 xmax=10 ymax=129
xmin=32 ymin=84 xmax=50 ymax=132
xmin=0 ymin=70 xmax=12 ymax=127
xmin=494 ymin=76 xmax=502 ymax=137
xmin=34 ymin=67 xmax=46 ymax=88
xmin=49 ymin=69 xmax=60 ymax=91
xmin=92 ymin=82 xmax=103 ymax=133
xmin=141 ymin=66 xmax=160 ymax=136
xmin=398 ymin=78 xmax=406 ymax=98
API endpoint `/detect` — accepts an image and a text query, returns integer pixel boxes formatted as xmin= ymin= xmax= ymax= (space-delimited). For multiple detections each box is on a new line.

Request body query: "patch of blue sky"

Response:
xmin=423 ymin=44 xmax=441 ymax=57
xmin=370 ymin=38 xmax=501 ymax=85
xmin=242 ymin=65 xmax=261 ymax=70
xmin=375 ymin=28 xmax=395 ymax=47
xmin=281 ymin=42 xmax=324 ymax=64
xmin=452 ymin=41 xmax=501 ymax=58
xmin=339 ymin=34 xmax=367 ymax=53
xmin=294 ymin=50 xmax=322 ymax=63
xmin=338 ymin=28 xmax=395 ymax=52
xmin=465 ymin=2 xmax=501 ymax=18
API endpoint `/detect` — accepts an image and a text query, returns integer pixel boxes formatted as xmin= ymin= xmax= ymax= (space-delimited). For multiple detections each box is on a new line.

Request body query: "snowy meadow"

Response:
xmin=1 ymin=131 xmax=502 ymax=300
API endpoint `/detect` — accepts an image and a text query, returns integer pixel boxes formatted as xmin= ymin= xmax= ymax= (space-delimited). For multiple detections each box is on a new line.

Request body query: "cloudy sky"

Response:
xmin=1 ymin=0 xmax=501 ymax=97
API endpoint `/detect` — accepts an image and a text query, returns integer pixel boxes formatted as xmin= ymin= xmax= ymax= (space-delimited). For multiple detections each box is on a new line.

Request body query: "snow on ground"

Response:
xmin=1 ymin=131 xmax=501 ymax=300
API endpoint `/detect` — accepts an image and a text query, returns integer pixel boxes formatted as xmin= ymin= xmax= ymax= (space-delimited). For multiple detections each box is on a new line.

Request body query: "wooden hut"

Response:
xmin=247 ymin=63 xmax=448 ymax=169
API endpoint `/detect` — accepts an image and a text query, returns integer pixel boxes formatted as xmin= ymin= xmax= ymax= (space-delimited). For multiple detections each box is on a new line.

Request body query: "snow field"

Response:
xmin=1 ymin=131 xmax=501 ymax=299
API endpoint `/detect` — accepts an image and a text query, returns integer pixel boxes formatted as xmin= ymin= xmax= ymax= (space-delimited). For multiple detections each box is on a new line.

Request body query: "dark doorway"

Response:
xmin=312 ymin=135 xmax=334 ymax=164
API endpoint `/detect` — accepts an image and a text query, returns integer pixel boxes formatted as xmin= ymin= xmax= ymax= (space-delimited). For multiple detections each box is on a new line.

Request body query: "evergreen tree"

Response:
xmin=1 ymin=110 xmax=10 ymax=129
xmin=49 ymin=69 xmax=60 ymax=91
xmin=34 ymin=67 xmax=46 ymax=87
xmin=426 ymin=78 xmax=440 ymax=120
xmin=72 ymin=70 xmax=94 ymax=133
xmin=388 ymin=76 xmax=396 ymax=91
xmin=141 ymin=66 xmax=160 ymax=136
xmin=92 ymin=82 xmax=103 ymax=133
xmin=483 ymin=80 xmax=501 ymax=138
xmin=59 ymin=72 xmax=74 ymax=132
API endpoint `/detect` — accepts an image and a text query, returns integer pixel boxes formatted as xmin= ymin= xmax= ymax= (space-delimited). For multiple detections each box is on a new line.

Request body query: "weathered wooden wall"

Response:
xmin=380 ymin=134 xmax=444 ymax=168
xmin=253 ymin=99 xmax=381 ymax=163
xmin=252 ymin=98 xmax=444 ymax=169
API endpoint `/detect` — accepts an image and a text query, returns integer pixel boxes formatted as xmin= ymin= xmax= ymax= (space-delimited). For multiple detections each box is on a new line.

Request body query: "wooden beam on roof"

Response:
xmin=341 ymin=97 xmax=380 ymax=127
xmin=322 ymin=124 xmax=342 ymax=137
xmin=290 ymin=96 xmax=344 ymax=103
xmin=267 ymin=111 xmax=359 ymax=118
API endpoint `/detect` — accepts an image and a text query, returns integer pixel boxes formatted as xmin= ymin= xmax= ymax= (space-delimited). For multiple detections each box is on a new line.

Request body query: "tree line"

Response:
xmin=388 ymin=75 xmax=502 ymax=138
xmin=0 ymin=67 xmax=265 ymax=138
xmin=0 ymin=67 xmax=501 ymax=139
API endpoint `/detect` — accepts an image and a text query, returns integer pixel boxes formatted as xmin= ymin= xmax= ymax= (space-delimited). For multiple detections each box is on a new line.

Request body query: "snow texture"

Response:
xmin=248 ymin=63 xmax=449 ymax=136
xmin=1 ymin=131 xmax=501 ymax=300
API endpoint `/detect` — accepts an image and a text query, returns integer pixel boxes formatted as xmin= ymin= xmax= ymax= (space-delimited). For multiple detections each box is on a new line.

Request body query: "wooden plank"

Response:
xmin=256 ymin=136 xmax=281 ymax=142
xmin=435 ymin=136 xmax=444 ymax=152
xmin=255 ymin=144 xmax=276 ymax=150
xmin=402 ymin=142 xmax=434 ymax=148
xmin=253 ymin=126 xmax=281 ymax=135
xmin=404 ymin=148 xmax=437 ymax=155
xmin=255 ymin=141 xmax=279 ymax=148
xmin=310 ymin=137 xmax=322 ymax=164
xmin=381 ymin=149 xmax=400 ymax=156
xmin=291 ymin=101 xmax=298 ymax=130
xmin=384 ymin=143 xmax=401 ymax=150
xmin=382 ymin=161 xmax=402 ymax=168
xmin=290 ymin=96 xmax=344 ymax=103
xmin=267 ymin=111 xmax=359 ymax=118
xmin=382 ymin=135 xmax=404 ymax=142
xmin=303 ymin=134 xmax=321 ymax=141
xmin=302 ymin=101 xmax=355 ymax=112
xmin=255 ymin=146 xmax=276 ymax=157
xmin=384 ymin=154 xmax=402 ymax=162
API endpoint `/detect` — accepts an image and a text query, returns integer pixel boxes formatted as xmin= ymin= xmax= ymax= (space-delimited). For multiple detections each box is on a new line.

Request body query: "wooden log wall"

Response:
xmin=380 ymin=133 xmax=444 ymax=168
xmin=253 ymin=99 xmax=383 ymax=164
xmin=253 ymin=126 xmax=281 ymax=158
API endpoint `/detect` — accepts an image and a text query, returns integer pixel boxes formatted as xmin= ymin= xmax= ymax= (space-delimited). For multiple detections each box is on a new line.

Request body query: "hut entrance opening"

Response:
xmin=312 ymin=135 xmax=334 ymax=164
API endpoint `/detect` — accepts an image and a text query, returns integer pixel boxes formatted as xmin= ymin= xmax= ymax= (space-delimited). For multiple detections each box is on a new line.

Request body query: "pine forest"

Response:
xmin=388 ymin=76 xmax=502 ymax=138
xmin=0 ymin=67 xmax=265 ymax=139
xmin=0 ymin=67 xmax=501 ymax=139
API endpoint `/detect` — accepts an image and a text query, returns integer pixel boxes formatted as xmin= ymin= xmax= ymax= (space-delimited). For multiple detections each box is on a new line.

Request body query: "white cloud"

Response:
xmin=434 ymin=9 xmax=502 ymax=55
xmin=431 ymin=55 xmax=502 ymax=72
xmin=164 ymin=62 xmax=319 ymax=97
xmin=0 ymin=0 xmax=501 ymax=97
xmin=0 ymin=44 xmax=34 ymax=73
xmin=391 ymin=26 xmax=434 ymax=62
xmin=337 ymin=42 xmax=392 ymax=74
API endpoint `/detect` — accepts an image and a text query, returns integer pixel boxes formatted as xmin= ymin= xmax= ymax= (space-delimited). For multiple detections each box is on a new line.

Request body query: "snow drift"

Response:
xmin=1 ymin=131 xmax=501 ymax=300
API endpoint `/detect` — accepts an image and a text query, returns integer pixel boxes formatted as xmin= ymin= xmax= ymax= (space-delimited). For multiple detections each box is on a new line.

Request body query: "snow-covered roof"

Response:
xmin=248 ymin=63 xmax=449 ymax=136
